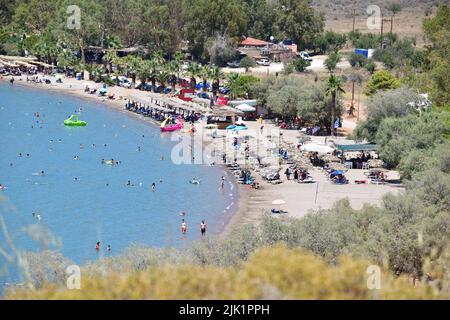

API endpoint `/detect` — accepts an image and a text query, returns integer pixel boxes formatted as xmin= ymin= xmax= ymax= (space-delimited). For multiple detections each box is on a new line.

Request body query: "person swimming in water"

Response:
xmin=180 ymin=211 xmax=186 ymax=217
xmin=0 ymin=184 xmax=4 ymax=191
xmin=190 ymin=178 xmax=200 ymax=184
xmin=32 ymin=212 xmax=41 ymax=221
xmin=181 ymin=219 xmax=187 ymax=235
xmin=39 ymin=170 xmax=45 ymax=176
xmin=107 ymin=245 xmax=111 ymax=252
xmin=151 ymin=182 xmax=156 ymax=191
xmin=95 ymin=242 xmax=100 ymax=251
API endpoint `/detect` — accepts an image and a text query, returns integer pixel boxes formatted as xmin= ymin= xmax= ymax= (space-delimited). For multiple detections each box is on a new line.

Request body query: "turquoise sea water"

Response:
xmin=0 ymin=82 xmax=237 ymax=288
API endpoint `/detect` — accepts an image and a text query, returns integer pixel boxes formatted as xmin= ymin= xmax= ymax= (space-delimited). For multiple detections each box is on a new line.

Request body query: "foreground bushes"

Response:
xmin=6 ymin=245 xmax=444 ymax=300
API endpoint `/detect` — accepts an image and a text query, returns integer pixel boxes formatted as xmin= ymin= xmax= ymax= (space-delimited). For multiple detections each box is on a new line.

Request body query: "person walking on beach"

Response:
xmin=284 ymin=167 xmax=291 ymax=180
xmin=294 ymin=169 xmax=299 ymax=181
xmin=200 ymin=220 xmax=207 ymax=237
xmin=181 ymin=219 xmax=187 ymax=235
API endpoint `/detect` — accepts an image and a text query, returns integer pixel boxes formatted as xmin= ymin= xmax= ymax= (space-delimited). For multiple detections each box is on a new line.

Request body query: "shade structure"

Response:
xmin=300 ymin=143 xmax=334 ymax=154
xmin=235 ymin=103 xmax=256 ymax=112
xmin=99 ymin=87 xmax=108 ymax=94
xmin=272 ymin=199 xmax=286 ymax=205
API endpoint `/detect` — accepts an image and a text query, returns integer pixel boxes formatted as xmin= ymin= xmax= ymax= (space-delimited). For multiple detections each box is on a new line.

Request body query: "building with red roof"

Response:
xmin=239 ymin=37 xmax=271 ymax=47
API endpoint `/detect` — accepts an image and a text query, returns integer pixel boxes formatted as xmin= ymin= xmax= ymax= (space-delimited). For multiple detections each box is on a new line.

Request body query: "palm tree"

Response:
xmin=152 ymin=50 xmax=166 ymax=66
xmin=103 ymin=50 xmax=118 ymax=74
xmin=166 ymin=60 xmax=180 ymax=93
xmin=388 ymin=3 xmax=402 ymax=34
xmin=226 ymin=72 xmax=241 ymax=100
xmin=137 ymin=60 xmax=151 ymax=89
xmin=209 ymin=66 xmax=225 ymax=97
xmin=147 ymin=59 xmax=159 ymax=92
xmin=57 ymin=50 xmax=77 ymax=76
xmin=123 ymin=55 xmax=142 ymax=87
xmin=325 ymin=74 xmax=345 ymax=136
xmin=157 ymin=66 xmax=171 ymax=93
xmin=186 ymin=62 xmax=201 ymax=90
xmin=199 ymin=65 xmax=211 ymax=92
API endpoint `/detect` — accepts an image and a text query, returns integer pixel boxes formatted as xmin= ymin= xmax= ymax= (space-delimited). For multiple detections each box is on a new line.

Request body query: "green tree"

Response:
xmin=293 ymin=58 xmax=310 ymax=72
xmin=423 ymin=5 xmax=450 ymax=107
xmin=375 ymin=112 xmax=449 ymax=168
xmin=182 ymin=0 xmax=246 ymax=60
xmin=185 ymin=62 xmax=201 ymax=90
xmin=354 ymin=87 xmax=419 ymax=142
xmin=325 ymin=74 xmax=345 ymax=135
xmin=274 ymin=0 xmax=324 ymax=50
xmin=364 ymin=70 xmax=400 ymax=96
xmin=239 ymin=56 xmax=255 ymax=72
xmin=209 ymin=66 xmax=225 ymax=97
xmin=349 ymin=52 xmax=367 ymax=68
xmin=199 ymin=65 xmax=211 ymax=93
xmin=324 ymin=52 xmax=341 ymax=73
xmin=227 ymin=73 xmax=259 ymax=100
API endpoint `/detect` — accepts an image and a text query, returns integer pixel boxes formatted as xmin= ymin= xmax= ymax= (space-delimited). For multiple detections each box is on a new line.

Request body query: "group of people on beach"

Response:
xmin=125 ymin=100 xmax=199 ymax=123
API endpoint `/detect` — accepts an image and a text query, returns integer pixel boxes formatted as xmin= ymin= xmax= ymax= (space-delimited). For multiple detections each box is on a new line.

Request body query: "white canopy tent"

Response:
xmin=235 ymin=103 xmax=256 ymax=112
xmin=300 ymin=143 xmax=334 ymax=154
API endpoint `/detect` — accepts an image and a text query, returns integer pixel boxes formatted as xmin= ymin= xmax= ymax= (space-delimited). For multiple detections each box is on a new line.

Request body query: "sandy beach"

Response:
xmin=1 ymin=74 xmax=403 ymax=235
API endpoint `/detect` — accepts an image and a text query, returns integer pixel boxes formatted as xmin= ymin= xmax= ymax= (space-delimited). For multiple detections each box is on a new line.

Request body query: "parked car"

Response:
xmin=256 ymin=59 xmax=270 ymax=66
xmin=298 ymin=51 xmax=313 ymax=62
xmin=226 ymin=60 xmax=240 ymax=68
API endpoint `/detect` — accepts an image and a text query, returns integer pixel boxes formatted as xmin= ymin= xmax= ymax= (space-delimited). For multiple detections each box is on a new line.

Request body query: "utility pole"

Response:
xmin=352 ymin=9 xmax=356 ymax=33
xmin=380 ymin=13 xmax=384 ymax=48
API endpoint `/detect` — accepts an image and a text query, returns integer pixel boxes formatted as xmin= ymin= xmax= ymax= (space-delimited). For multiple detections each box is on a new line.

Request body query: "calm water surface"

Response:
xmin=0 ymin=82 xmax=237 ymax=287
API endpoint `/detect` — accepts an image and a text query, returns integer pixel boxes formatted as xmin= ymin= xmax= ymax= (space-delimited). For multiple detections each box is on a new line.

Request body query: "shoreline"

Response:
xmin=1 ymin=77 xmax=250 ymax=236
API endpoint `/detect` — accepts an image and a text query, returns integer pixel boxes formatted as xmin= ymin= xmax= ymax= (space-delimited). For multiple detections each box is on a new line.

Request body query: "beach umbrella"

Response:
xmin=272 ymin=199 xmax=286 ymax=205
xmin=99 ymin=87 xmax=108 ymax=94
xmin=226 ymin=125 xmax=236 ymax=130
xmin=332 ymin=170 xmax=344 ymax=175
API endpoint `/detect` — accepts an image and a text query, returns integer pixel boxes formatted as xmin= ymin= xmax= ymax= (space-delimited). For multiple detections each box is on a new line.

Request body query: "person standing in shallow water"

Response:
xmin=181 ymin=219 xmax=187 ymax=235
xmin=200 ymin=220 xmax=206 ymax=237
xmin=95 ymin=241 xmax=100 ymax=251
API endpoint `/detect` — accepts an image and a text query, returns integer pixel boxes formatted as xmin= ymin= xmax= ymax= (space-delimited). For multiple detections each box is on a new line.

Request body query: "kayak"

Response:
xmin=64 ymin=115 xmax=87 ymax=126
